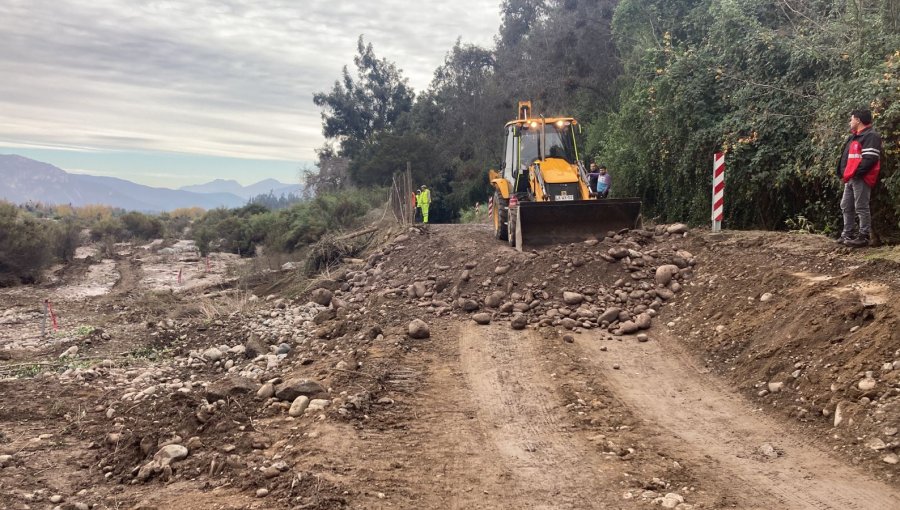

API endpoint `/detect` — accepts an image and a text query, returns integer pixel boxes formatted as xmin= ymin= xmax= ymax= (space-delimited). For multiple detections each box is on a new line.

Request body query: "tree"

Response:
xmin=313 ymin=36 xmax=415 ymax=159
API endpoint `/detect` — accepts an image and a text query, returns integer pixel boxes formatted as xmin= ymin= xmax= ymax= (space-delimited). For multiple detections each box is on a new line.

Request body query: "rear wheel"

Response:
xmin=492 ymin=191 xmax=509 ymax=241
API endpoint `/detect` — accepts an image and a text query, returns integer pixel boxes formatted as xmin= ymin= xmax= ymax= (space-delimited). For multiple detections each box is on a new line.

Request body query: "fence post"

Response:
xmin=42 ymin=299 xmax=48 ymax=338
xmin=712 ymin=152 xmax=725 ymax=232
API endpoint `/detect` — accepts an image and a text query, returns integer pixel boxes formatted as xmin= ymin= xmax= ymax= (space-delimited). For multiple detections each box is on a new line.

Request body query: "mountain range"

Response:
xmin=0 ymin=154 xmax=302 ymax=212
xmin=179 ymin=178 xmax=302 ymax=200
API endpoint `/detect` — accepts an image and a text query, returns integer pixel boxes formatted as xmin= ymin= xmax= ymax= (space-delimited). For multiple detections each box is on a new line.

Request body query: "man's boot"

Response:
xmin=835 ymin=232 xmax=856 ymax=245
xmin=845 ymin=232 xmax=870 ymax=248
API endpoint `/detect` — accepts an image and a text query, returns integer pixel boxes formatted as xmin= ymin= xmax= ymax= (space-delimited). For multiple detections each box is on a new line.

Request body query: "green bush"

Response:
xmin=0 ymin=203 xmax=57 ymax=285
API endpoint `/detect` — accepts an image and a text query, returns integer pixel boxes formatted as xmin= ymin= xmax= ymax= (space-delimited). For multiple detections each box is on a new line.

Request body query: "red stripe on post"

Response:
xmin=714 ymin=182 xmax=725 ymax=194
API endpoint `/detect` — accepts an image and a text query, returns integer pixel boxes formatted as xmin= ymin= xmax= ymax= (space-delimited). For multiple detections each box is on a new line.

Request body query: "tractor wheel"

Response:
xmin=492 ymin=191 xmax=509 ymax=241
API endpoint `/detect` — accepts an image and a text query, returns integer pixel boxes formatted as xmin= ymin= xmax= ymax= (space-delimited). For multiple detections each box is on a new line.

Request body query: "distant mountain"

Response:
xmin=181 ymin=177 xmax=303 ymax=200
xmin=0 ymin=154 xmax=246 ymax=211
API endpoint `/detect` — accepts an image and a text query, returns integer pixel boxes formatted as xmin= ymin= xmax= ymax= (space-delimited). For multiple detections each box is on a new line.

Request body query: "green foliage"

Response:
xmin=312 ymin=36 xmax=414 ymax=159
xmin=0 ymin=202 xmax=60 ymax=285
xmin=120 ymin=211 xmax=163 ymax=239
xmin=599 ymin=0 xmax=900 ymax=236
xmin=191 ymin=189 xmax=385 ymax=256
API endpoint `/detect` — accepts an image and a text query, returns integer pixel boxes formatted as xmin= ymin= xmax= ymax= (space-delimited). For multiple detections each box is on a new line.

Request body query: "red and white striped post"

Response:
xmin=712 ymin=152 xmax=725 ymax=232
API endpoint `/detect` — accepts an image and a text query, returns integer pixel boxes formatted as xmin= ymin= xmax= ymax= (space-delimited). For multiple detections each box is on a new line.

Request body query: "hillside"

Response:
xmin=0 ymin=154 xmax=245 ymax=211
xmin=0 ymin=224 xmax=898 ymax=509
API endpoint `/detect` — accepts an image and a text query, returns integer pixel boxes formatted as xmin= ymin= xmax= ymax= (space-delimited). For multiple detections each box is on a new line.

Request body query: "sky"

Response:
xmin=0 ymin=0 xmax=502 ymax=188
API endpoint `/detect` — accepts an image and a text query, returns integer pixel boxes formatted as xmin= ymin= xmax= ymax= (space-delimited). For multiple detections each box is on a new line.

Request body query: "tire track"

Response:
xmin=457 ymin=323 xmax=616 ymax=509
xmin=577 ymin=329 xmax=900 ymax=510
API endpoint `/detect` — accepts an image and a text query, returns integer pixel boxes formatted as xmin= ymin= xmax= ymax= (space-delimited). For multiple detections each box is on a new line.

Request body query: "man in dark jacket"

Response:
xmin=836 ymin=109 xmax=882 ymax=247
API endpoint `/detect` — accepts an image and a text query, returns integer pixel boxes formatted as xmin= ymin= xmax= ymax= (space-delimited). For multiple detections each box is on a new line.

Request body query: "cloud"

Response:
xmin=0 ymin=0 xmax=501 ymax=162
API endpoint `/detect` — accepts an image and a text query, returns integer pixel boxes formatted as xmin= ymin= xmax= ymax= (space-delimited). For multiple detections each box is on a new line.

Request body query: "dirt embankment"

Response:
xmin=0 ymin=225 xmax=898 ymax=510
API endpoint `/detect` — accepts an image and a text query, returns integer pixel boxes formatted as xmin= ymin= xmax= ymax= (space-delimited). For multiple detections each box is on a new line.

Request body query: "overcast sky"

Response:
xmin=0 ymin=0 xmax=501 ymax=187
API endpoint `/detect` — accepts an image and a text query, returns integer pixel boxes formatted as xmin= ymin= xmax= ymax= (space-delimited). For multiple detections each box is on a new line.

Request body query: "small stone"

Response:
xmin=310 ymin=288 xmax=333 ymax=306
xmin=154 ymin=444 xmax=189 ymax=466
xmin=884 ymin=427 xmax=898 ymax=437
xmin=256 ymin=383 xmax=275 ymax=400
xmin=655 ymin=265 xmax=680 ymax=286
xmin=202 ymin=347 xmax=224 ymax=362
xmin=288 ymin=396 xmax=310 ymax=417
xmin=636 ymin=334 xmax=648 ymax=342
xmin=858 ymin=377 xmax=876 ymax=391
xmin=306 ymin=399 xmax=331 ymax=412
xmin=256 ymin=488 xmax=269 ymax=497
xmin=759 ymin=443 xmax=778 ymax=459
xmin=485 ymin=291 xmax=505 ymax=308
xmin=882 ymin=454 xmax=899 ymax=465
xmin=49 ymin=495 xmax=64 ymax=504
xmin=472 ymin=313 xmax=492 ymax=325
xmin=494 ymin=265 xmax=510 ymax=275
xmin=759 ymin=292 xmax=773 ymax=302
xmin=612 ymin=364 xmax=620 ymax=370
xmin=666 ymin=223 xmax=688 ymax=234
xmin=563 ymin=334 xmax=574 ymax=343
xmin=408 ymin=319 xmax=430 ymax=339
xmin=510 ymin=314 xmax=527 ymax=330
xmin=768 ymin=381 xmax=784 ymax=393
xmin=866 ymin=438 xmax=887 ymax=450
xmin=598 ymin=307 xmax=621 ymax=324
xmin=563 ymin=292 xmax=584 ymax=305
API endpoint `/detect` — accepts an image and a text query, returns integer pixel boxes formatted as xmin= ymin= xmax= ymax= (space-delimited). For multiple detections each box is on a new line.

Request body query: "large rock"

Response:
xmin=275 ymin=379 xmax=327 ymax=402
xmin=408 ymin=319 xmax=431 ymax=339
xmin=655 ymin=265 xmax=680 ymax=286
xmin=310 ymin=288 xmax=333 ymax=306
xmin=206 ymin=375 xmax=259 ymax=402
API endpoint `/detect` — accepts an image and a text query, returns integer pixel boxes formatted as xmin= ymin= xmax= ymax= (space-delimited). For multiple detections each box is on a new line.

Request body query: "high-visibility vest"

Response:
xmin=421 ymin=189 xmax=431 ymax=205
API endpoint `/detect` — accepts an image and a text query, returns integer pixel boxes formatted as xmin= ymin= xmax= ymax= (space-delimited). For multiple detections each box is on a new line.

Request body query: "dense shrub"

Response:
xmin=0 ymin=203 xmax=58 ymax=285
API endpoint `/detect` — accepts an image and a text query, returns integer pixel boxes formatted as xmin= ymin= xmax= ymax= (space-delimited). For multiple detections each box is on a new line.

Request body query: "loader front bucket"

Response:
xmin=512 ymin=199 xmax=642 ymax=251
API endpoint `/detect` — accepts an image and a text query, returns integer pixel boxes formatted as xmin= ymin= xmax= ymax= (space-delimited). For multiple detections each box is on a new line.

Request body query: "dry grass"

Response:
xmin=195 ymin=291 xmax=258 ymax=321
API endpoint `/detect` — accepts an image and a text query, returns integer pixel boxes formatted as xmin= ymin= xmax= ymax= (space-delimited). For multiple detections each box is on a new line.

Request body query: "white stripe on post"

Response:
xmin=712 ymin=152 xmax=725 ymax=232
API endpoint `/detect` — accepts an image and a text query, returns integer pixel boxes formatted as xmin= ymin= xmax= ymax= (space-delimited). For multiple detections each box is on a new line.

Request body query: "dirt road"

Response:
xmin=1 ymin=224 xmax=899 ymax=509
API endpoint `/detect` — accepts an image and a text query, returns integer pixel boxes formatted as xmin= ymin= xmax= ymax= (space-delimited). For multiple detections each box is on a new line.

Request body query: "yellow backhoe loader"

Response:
xmin=488 ymin=101 xmax=642 ymax=250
